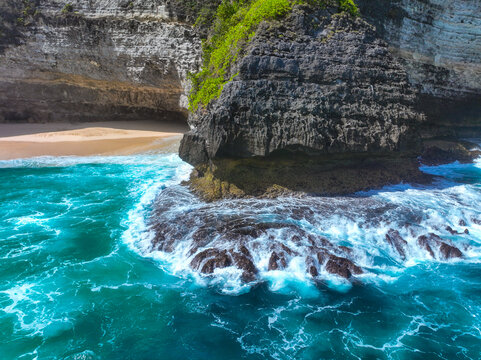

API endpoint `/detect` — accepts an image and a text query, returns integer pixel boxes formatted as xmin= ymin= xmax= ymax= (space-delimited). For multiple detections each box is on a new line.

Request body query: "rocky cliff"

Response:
xmin=1 ymin=0 xmax=479 ymax=168
xmin=180 ymin=5 xmax=424 ymax=165
xmin=175 ymin=0 xmax=481 ymax=199
xmin=357 ymin=0 xmax=481 ymax=136
xmin=0 ymin=0 xmax=205 ymax=123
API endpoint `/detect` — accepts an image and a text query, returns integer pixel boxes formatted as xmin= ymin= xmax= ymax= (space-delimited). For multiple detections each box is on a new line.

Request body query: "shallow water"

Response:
xmin=1 ymin=153 xmax=481 ymax=359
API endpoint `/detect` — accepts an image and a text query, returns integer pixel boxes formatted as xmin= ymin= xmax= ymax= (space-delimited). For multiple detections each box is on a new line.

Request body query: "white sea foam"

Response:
xmin=0 ymin=154 xmax=185 ymax=168
xmin=118 ymin=152 xmax=481 ymax=294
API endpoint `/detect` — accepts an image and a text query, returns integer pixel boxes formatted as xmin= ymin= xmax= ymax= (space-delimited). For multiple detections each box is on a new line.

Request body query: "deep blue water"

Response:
xmin=0 ymin=153 xmax=480 ymax=359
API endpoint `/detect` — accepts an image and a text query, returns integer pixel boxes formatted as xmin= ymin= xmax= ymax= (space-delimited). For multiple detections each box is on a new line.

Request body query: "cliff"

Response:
xmin=1 ymin=0 xmax=479 ymax=188
xmin=180 ymin=0 xmax=481 ymax=165
xmin=179 ymin=5 xmax=424 ymax=165
xmin=356 ymin=0 xmax=481 ymax=136
xmin=0 ymin=0 xmax=206 ymax=123
xmin=175 ymin=0 xmax=480 ymax=198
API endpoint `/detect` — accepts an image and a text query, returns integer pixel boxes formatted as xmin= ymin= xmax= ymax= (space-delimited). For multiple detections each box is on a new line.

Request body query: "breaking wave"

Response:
xmin=124 ymin=154 xmax=481 ymax=295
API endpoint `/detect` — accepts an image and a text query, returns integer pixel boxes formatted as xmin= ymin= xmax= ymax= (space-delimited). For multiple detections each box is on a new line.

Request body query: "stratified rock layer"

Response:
xmin=357 ymin=0 xmax=481 ymax=135
xmin=180 ymin=7 xmax=424 ymax=165
xmin=0 ymin=0 xmax=203 ymax=122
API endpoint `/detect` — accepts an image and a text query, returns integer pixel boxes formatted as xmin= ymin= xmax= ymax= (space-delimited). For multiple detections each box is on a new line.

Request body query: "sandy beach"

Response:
xmin=0 ymin=121 xmax=188 ymax=160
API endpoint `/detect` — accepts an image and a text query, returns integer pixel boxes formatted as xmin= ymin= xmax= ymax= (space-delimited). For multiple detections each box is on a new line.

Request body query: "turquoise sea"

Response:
xmin=1 ymin=151 xmax=481 ymax=359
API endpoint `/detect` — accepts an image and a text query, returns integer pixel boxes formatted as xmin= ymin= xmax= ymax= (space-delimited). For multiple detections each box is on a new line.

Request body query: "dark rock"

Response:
xmin=338 ymin=246 xmax=353 ymax=255
xmin=305 ymin=256 xmax=318 ymax=277
xmin=417 ymin=233 xmax=463 ymax=259
xmin=231 ymin=251 xmax=257 ymax=282
xmin=190 ymin=249 xmax=232 ymax=274
xmin=325 ymin=254 xmax=363 ymax=279
xmin=439 ymin=243 xmax=463 ymax=260
xmin=281 ymin=244 xmax=295 ymax=256
xmin=417 ymin=235 xmax=435 ymax=258
xmin=317 ymin=250 xmax=363 ymax=279
xmin=180 ymin=9 xmax=424 ymax=167
xmin=420 ymin=140 xmax=478 ymax=166
xmin=385 ymin=229 xmax=408 ymax=259
xmin=268 ymin=252 xmax=287 ymax=271
xmin=317 ymin=250 xmax=329 ymax=265
xmin=446 ymin=226 xmax=459 ymax=235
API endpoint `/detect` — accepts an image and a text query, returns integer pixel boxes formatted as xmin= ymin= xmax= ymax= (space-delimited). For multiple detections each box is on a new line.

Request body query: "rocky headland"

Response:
xmin=178 ymin=0 xmax=481 ymax=199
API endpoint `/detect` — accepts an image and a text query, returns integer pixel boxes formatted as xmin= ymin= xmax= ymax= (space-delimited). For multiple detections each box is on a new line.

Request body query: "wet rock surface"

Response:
xmin=148 ymin=186 xmax=468 ymax=285
xmin=385 ymin=229 xmax=408 ymax=260
xmin=420 ymin=140 xmax=481 ymax=166
xmin=417 ymin=233 xmax=463 ymax=260
xmin=185 ymin=155 xmax=432 ymax=201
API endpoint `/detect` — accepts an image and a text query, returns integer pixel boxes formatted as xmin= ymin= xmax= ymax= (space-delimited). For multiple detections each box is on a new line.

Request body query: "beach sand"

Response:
xmin=0 ymin=121 xmax=188 ymax=160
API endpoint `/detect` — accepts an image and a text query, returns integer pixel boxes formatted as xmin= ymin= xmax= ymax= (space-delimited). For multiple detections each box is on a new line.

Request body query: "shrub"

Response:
xmin=16 ymin=0 xmax=39 ymax=26
xmin=62 ymin=3 xmax=74 ymax=14
xmin=339 ymin=0 xmax=358 ymax=16
xmin=189 ymin=0 xmax=292 ymax=111
xmin=189 ymin=0 xmax=359 ymax=111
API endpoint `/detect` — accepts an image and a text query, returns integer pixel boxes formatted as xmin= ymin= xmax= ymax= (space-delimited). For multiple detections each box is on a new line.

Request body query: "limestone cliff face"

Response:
xmin=0 ymin=0 xmax=203 ymax=122
xmin=357 ymin=0 xmax=481 ymax=134
xmin=180 ymin=6 xmax=424 ymax=165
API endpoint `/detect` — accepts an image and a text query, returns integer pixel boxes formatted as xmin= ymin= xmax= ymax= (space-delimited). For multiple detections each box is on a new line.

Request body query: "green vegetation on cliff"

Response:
xmin=188 ymin=0 xmax=359 ymax=111
xmin=189 ymin=0 xmax=292 ymax=111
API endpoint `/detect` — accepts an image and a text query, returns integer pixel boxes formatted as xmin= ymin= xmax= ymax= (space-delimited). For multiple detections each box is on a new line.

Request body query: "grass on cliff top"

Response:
xmin=188 ymin=0 xmax=359 ymax=111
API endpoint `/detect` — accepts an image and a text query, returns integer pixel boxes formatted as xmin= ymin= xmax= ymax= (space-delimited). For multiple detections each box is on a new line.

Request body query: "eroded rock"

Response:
xmin=417 ymin=233 xmax=463 ymax=260
xmin=191 ymin=249 xmax=232 ymax=274
xmin=325 ymin=255 xmax=363 ymax=279
xmin=385 ymin=229 xmax=408 ymax=259
xmin=180 ymin=8 xmax=424 ymax=167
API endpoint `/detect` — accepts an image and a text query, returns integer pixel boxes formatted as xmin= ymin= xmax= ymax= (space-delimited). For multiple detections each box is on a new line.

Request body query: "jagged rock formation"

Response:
xmin=180 ymin=6 xmax=424 ymax=165
xmin=149 ymin=186 xmax=467 ymax=283
xmin=356 ymin=0 xmax=481 ymax=136
xmin=0 ymin=0 xmax=204 ymax=123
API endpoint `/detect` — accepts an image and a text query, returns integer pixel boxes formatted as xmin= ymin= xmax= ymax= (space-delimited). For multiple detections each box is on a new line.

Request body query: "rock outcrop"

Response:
xmin=149 ymin=186 xmax=466 ymax=283
xmin=180 ymin=6 xmax=424 ymax=165
xmin=0 ymin=0 xmax=204 ymax=123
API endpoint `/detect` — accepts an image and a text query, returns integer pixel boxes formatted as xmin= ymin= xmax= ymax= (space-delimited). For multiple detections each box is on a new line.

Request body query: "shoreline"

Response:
xmin=0 ymin=121 xmax=187 ymax=160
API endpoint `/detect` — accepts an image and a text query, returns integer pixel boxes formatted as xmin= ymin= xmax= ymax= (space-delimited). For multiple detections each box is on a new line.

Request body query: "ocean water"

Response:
xmin=1 ymin=152 xmax=481 ymax=360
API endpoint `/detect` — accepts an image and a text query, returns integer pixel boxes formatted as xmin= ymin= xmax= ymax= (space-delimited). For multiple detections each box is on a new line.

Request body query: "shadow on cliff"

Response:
xmin=186 ymin=151 xmax=438 ymax=201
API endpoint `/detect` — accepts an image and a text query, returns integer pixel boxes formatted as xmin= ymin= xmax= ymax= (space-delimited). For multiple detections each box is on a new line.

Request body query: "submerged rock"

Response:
xmin=385 ymin=229 xmax=408 ymax=259
xmin=148 ymin=187 xmax=470 ymax=285
xmin=417 ymin=233 xmax=463 ymax=260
